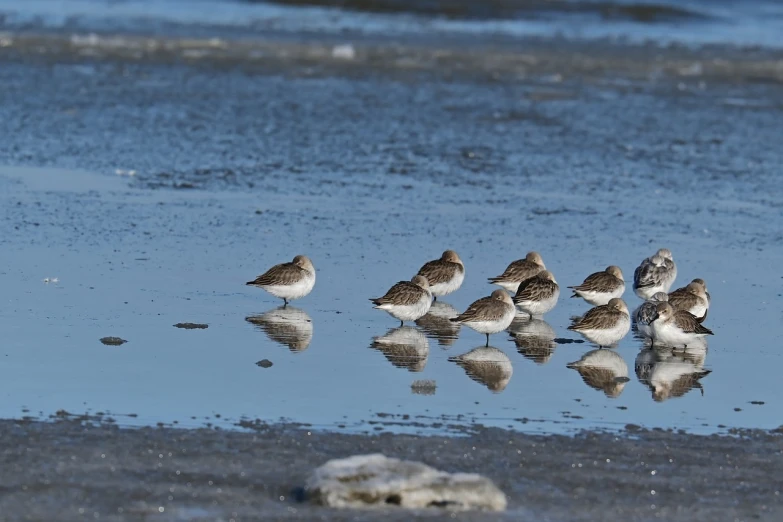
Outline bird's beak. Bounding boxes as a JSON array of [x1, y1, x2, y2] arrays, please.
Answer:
[[651, 312, 659, 322]]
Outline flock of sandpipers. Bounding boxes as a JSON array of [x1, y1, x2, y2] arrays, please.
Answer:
[[245, 248, 713, 348]]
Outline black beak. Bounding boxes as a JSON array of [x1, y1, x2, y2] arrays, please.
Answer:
[[651, 312, 659, 322]]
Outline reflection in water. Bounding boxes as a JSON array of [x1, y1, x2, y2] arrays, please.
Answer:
[[411, 379, 437, 396], [415, 301, 461, 347], [245, 306, 313, 352], [371, 326, 429, 372], [508, 315, 556, 364], [566, 349, 630, 398], [448, 346, 513, 393], [635, 346, 711, 402]]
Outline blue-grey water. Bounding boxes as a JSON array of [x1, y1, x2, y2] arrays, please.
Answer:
[[1, 0, 783, 48], [0, 0, 782, 436]]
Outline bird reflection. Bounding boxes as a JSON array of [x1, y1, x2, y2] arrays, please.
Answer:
[[371, 326, 429, 372], [245, 306, 313, 352], [415, 301, 461, 347], [448, 346, 513, 393], [635, 346, 711, 402], [566, 349, 630, 398], [508, 315, 556, 364]]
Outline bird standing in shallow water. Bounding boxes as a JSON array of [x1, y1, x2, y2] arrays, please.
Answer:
[[370, 275, 432, 327], [668, 279, 710, 323], [633, 292, 669, 340], [568, 265, 625, 306], [246, 255, 316, 306], [650, 302, 713, 348], [633, 248, 677, 299], [415, 250, 465, 301], [488, 251, 546, 293], [568, 298, 631, 348], [513, 270, 560, 318], [450, 289, 516, 346]]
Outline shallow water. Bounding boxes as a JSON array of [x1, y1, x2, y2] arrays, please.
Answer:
[[1, 121, 781, 435], [1, 28, 782, 435], [2, 0, 783, 48]]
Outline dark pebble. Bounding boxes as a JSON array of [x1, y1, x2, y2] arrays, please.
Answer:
[[256, 359, 273, 368], [173, 323, 209, 329], [100, 337, 127, 346]]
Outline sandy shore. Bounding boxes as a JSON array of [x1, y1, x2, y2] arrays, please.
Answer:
[[0, 418, 780, 521]]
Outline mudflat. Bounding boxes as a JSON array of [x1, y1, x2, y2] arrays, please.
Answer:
[[0, 418, 781, 521]]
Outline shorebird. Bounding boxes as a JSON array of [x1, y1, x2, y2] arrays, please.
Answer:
[[568, 265, 625, 306], [450, 289, 516, 346], [668, 279, 710, 322], [415, 250, 465, 301], [512, 270, 560, 318], [632, 292, 669, 340], [488, 251, 546, 293], [650, 302, 713, 348], [567, 349, 630, 398], [246, 255, 316, 306], [370, 275, 432, 326], [567, 298, 630, 347], [633, 248, 677, 299]]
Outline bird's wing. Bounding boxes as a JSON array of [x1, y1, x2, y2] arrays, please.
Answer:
[[247, 262, 304, 286]]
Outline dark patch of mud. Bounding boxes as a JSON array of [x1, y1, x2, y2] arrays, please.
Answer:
[[0, 418, 781, 521], [99, 336, 127, 346], [173, 322, 209, 329]]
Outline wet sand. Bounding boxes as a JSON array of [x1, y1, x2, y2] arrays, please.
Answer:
[[0, 418, 781, 521]]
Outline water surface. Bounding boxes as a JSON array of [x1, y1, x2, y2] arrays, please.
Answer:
[[0, 21, 781, 434]]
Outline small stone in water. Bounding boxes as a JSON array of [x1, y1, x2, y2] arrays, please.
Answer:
[[100, 337, 127, 346]]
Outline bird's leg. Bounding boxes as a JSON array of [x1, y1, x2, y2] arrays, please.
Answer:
[[433, 296, 438, 302], [400, 320, 404, 328], [485, 333, 490, 347], [283, 298, 288, 308]]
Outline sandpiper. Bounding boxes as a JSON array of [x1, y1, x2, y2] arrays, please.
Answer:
[[668, 279, 710, 322], [568, 265, 625, 306], [567, 298, 630, 347], [512, 270, 560, 318], [370, 275, 432, 326], [416, 250, 465, 300], [246, 255, 316, 306], [488, 251, 546, 293], [450, 289, 516, 346], [567, 349, 630, 398], [650, 302, 713, 348], [632, 292, 669, 340], [633, 248, 677, 299]]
